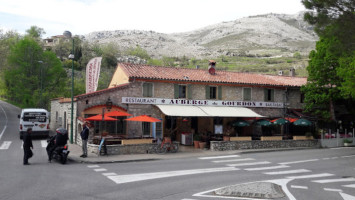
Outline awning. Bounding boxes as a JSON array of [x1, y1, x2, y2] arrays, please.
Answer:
[[156, 105, 264, 118]]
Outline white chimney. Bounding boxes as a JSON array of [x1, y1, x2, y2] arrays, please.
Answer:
[[278, 70, 283, 76]]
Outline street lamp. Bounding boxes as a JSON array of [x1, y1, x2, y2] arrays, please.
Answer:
[[63, 30, 74, 144]]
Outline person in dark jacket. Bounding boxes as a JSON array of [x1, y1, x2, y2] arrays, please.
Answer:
[[80, 123, 89, 158], [47, 128, 68, 162], [23, 128, 33, 165]]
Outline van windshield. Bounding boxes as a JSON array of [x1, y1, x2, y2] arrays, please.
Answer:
[[23, 112, 47, 122]]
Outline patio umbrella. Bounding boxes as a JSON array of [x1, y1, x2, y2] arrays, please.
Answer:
[[285, 117, 298, 123], [293, 119, 312, 126], [232, 120, 250, 127], [272, 118, 289, 125], [105, 110, 132, 117], [85, 114, 118, 121], [256, 119, 272, 126], [125, 115, 161, 122]]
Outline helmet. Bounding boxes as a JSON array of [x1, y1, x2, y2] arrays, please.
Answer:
[[56, 128, 68, 135]]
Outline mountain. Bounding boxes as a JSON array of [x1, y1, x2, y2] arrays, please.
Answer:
[[84, 11, 317, 59]]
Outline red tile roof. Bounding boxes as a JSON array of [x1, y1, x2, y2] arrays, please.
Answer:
[[119, 63, 307, 87]]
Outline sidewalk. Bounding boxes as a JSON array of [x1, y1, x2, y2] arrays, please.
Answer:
[[67, 143, 316, 164]]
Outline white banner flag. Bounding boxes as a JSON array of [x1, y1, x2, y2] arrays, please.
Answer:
[[86, 57, 102, 93]]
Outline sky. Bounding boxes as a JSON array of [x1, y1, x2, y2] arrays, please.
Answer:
[[0, 0, 306, 38]]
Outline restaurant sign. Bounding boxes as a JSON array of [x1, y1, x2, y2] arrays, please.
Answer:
[[122, 97, 284, 108]]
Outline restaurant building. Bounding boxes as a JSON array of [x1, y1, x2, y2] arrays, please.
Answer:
[[68, 61, 307, 145]]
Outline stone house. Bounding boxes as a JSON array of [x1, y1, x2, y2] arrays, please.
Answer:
[[68, 61, 307, 144]]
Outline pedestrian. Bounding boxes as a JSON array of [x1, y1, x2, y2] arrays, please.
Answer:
[[23, 128, 33, 165], [80, 123, 89, 158]]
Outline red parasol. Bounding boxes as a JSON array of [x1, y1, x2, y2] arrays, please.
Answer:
[[125, 115, 161, 122], [105, 110, 132, 117], [85, 114, 117, 121]]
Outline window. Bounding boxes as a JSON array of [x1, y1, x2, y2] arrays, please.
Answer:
[[243, 88, 251, 101], [264, 89, 274, 102], [206, 86, 222, 100], [179, 85, 186, 98], [143, 122, 151, 136], [209, 86, 217, 99], [300, 93, 305, 103], [143, 83, 153, 97]]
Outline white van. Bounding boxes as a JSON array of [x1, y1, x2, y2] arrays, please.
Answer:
[[18, 108, 50, 139]]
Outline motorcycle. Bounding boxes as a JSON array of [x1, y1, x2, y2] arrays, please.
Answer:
[[46, 128, 70, 164]]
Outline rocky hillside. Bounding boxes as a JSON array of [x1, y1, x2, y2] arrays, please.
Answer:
[[84, 11, 317, 59]]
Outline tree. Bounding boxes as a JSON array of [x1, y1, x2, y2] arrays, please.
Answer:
[[26, 26, 46, 39], [4, 37, 67, 108], [126, 45, 150, 60]]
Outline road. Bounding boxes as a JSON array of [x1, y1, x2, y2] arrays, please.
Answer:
[[1, 100, 355, 200]]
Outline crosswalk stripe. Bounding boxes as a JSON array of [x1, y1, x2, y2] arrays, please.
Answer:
[[94, 168, 107, 172], [87, 165, 100, 168], [212, 158, 255, 163], [264, 169, 311, 175], [0, 141, 12, 150], [339, 192, 355, 200], [287, 173, 334, 179], [103, 173, 117, 176], [198, 155, 240, 160], [324, 188, 342, 192], [291, 185, 308, 189], [245, 165, 289, 171], [107, 167, 239, 184], [41, 140, 47, 148], [343, 184, 355, 188], [279, 159, 319, 165], [227, 161, 271, 167], [312, 177, 355, 183]]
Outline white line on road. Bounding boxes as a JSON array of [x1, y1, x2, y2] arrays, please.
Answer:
[[339, 192, 355, 200], [94, 168, 107, 172], [198, 155, 240, 160], [107, 167, 239, 184], [342, 155, 355, 158], [264, 169, 311, 175], [0, 103, 8, 141], [291, 185, 308, 189], [343, 184, 355, 189], [312, 177, 355, 183], [245, 165, 289, 171], [324, 188, 343, 192], [102, 173, 117, 176], [287, 173, 334, 179], [227, 161, 271, 167], [279, 159, 319, 165], [87, 165, 100, 168], [212, 158, 255, 163], [41, 140, 47, 148], [0, 141, 11, 150]]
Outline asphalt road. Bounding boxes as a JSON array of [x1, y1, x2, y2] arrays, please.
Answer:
[[1, 100, 355, 200]]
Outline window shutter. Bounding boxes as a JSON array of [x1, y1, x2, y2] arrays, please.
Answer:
[[174, 84, 179, 99], [218, 86, 222, 100], [264, 89, 268, 101], [187, 84, 192, 99], [205, 85, 210, 99]]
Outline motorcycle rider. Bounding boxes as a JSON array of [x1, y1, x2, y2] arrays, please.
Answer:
[[47, 128, 68, 162]]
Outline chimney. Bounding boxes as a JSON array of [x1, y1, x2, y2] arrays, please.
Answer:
[[208, 60, 216, 75], [289, 68, 295, 77], [278, 70, 283, 76]]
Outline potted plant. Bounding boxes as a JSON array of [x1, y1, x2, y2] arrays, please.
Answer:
[[343, 138, 353, 147], [193, 133, 201, 148]]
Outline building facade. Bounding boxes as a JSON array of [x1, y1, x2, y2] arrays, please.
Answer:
[[68, 61, 307, 144]]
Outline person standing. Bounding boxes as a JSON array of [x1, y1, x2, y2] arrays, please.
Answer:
[[23, 128, 33, 165], [80, 123, 89, 158]]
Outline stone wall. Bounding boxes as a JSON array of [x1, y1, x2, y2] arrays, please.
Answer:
[[210, 140, 320, 151]]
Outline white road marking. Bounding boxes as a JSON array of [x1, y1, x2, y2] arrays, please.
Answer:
[[245, 165, 289, 171], [94, 168, 107, 172], [41, 140, 47, 148], [312, 177, 355, 183], [264, 169, 311, 175], [21, 141, 23, 149], [291, 185, 308, 189], [279, 159, 319, 165], [102, 173, 117, 176], [0, 103, 8, 141], [343, 184, 355, 188], [331, 157, 339, 159], [198, 155, 240, 160], [324, 188, 342, 192], [107, 167, 239, 184], [342, 155, 355, 158], [212, 158, 255, 163], [287, 173, 334, 179], [227, 161, 271, 167], [339, 192, 355, 200], [266, 179, 296, 200], [87, 165, 100, 168], [0, 141, 11, 150]]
